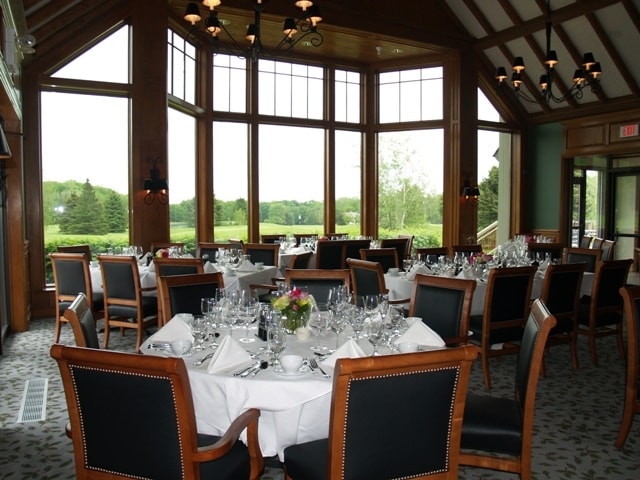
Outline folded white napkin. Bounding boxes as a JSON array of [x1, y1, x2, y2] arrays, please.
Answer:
[[207, 335, 254, 374], [204, 261, 220, 273], [149, 316, 193, 343], [394, 321, 445, 348], [322, 339, 366, 369], [406, 265, 430, 281], [237, 261, 257, 272]]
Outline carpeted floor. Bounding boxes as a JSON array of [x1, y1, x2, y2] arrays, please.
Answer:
[[1, 316, 639, 479]]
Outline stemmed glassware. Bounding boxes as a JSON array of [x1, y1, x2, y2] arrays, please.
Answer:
[[267, 326, 287, 370], [308, 304, 331, 353], [366, 318, 385, 356], [348, 306, 366, 342], [239, 291, 259, 343], [191, 315, 207, 351], [200, 297, 218, 348], [329, 308, 348, 349]]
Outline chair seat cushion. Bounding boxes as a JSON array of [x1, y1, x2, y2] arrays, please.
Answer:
[[284, 438, 328, 480], [469, 315, 524, 345], [108, 296, 158, 319], [461, 393, 522, 455], [198, 433, 250, 479]]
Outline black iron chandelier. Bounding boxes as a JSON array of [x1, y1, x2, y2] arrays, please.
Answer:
[[495, 0, 602, 105], [183, 0, 324, 62]]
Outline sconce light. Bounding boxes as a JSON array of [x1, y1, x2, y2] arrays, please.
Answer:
[[143, 157, 168, 205], [461, 178, 480, 206]]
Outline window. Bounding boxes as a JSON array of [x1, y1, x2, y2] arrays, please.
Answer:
[[167, 29, 196, 104], [335, 69, 361, 123], [213, 121, 249, 241], [378, 66, 443, 123], [377, 130, 443, 244], [168, 108, 196, 243], [335, 130, 362, 232], [213, 54, 247, 113], [258, 59, 324, 119], [41, 26, 131, 281]]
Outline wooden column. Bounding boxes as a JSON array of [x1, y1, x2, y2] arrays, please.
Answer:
[[130, 2, 169, 251]]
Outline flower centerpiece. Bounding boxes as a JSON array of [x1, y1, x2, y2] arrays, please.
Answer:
[[471, 252, 493, 265], [155, 248, 169, 258], [271, 287, 313, 334]]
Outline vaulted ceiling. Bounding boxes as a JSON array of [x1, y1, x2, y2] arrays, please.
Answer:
[[14, 0, 640, 124]]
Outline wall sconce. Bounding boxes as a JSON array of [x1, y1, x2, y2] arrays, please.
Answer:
[[143, 157, 168, 205], [461, 180, 480, 206]]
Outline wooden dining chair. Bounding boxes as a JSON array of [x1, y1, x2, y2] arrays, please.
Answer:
[[315, 239, 346, 269], [342, 239, 371, 265], [98, 254, 158, 351], [50, 252, 103, 343], [154, 257, 204, 327], [601, 239, 616, 260], [380, 236, 412, 261], [284, 346, 477, 480], [526, 242, 564, 263], [359, 247, 399, 272], [160, 272, 225, 323], [288, 251, 313, 269], [63, 293, 101, 349], [452, 244, 483, 258], [409, 274, 476, 346], [228, 238, 244, 251], [469, 265, 536, 389], [615, 285, 640, 448], [346, 258, 410, 305], [284, 345, 478, 480], [415, 246, 450, 263], [562, 246, 602, 273], [56, 244, 92, 261], [399, 234, 415, 258], [150, 241, 184, 254], [196, 242, 231, 262], [577, 258, 633, 366], [243, 242, 280, 266], [260, 233, 286, 244], [579, 235, 593, 248], [50, 343, 263, 480], [284, 268, 351, 308], [591, 237, 605, 250], [538, 262, 586, 370], [460, 299, 557, 480]]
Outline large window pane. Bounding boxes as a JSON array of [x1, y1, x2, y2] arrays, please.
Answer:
[[335, 130, 361, 234], [168, 108, 196, 246], [379, 67, 443, 124], [42, 92, 129, 280], [52, 26, 129, 83], [213, 54, 247, 113], [213, 122, 248, 241], [167, 30, 196, 104], [259, 125, 324, 235], [335, 70, 360, 123], [377, 130, 443, 247]]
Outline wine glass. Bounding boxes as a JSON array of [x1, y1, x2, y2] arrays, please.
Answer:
[[329, 309, 348, 349], [239, 295, 259, 343], [191, 315, 207, 351], [200, 297, 217, 347], [348, 306, 366, 342], [308, 308, 331, 353], [362, 294, 380, 318], [366, 319, 385, 356], [267, 326, 287, 370]]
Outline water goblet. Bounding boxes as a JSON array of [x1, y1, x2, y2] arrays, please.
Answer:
[[239, 296, 259, 343], [348, 307, 366, 342], [366, 319, 386, 356], [329, 310, 348, 349], [308, 309, 331, 353], [267, 327, 287, 369], [191, 315, 207, 351]]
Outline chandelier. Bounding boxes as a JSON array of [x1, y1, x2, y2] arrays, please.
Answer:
[[495, 0, 602, 105], [183, 0, 324, 62]]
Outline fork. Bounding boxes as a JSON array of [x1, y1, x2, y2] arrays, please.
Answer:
[[309, 358, 330, 378]]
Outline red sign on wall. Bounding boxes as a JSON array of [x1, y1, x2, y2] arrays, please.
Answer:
[[620, 124, 639, 137]]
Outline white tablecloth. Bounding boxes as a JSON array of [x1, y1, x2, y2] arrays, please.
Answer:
[[142, 321, 336, 460], [278, 247, 317, 270], [385, 270, 594, 316], [91, 263, 280, 296]]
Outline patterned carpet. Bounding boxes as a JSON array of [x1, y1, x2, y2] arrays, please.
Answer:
[[1, 317, 639, 479]]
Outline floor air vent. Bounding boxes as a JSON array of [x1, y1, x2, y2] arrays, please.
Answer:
[[17, 378, 48, 423]]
